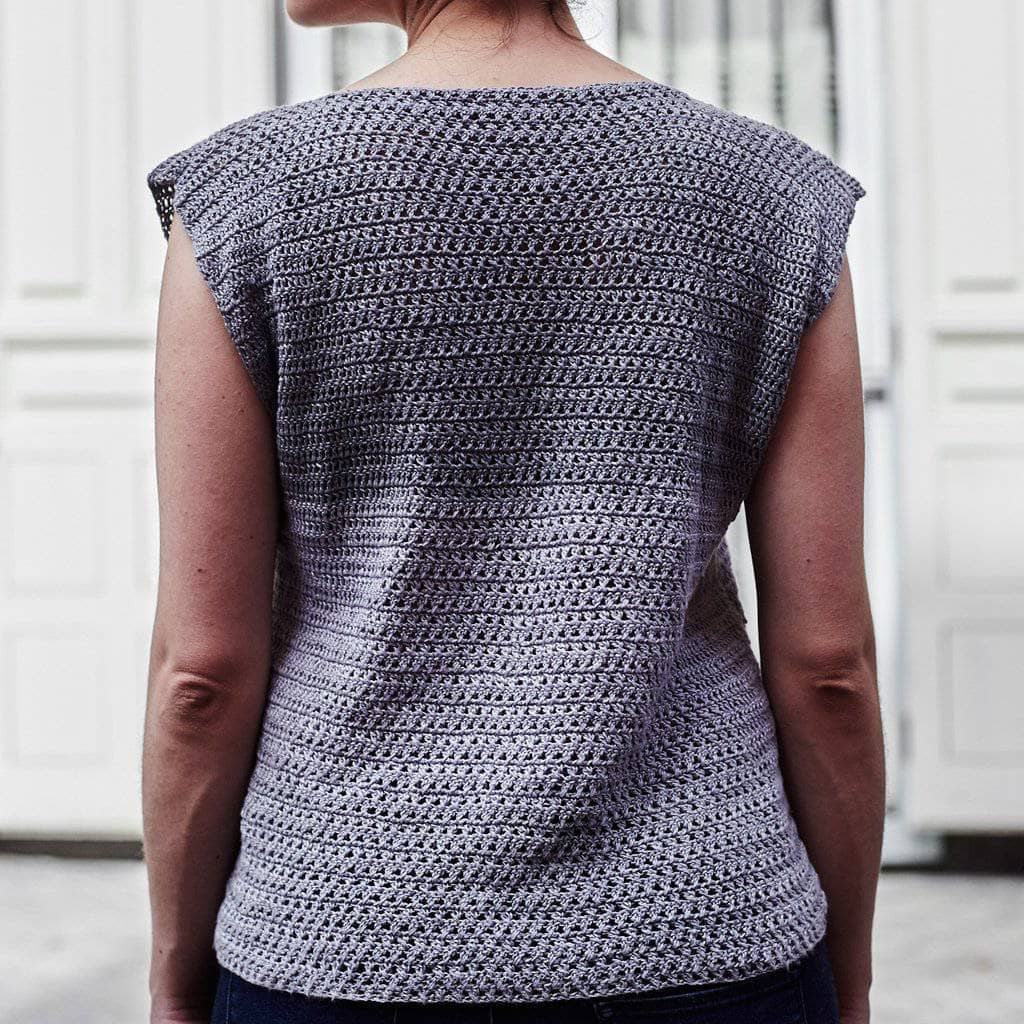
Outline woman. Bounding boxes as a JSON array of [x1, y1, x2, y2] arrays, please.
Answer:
[[142, 0, 885, 1021]]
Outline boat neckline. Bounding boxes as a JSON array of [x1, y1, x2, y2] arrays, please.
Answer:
[[330, 78, 676, 101]]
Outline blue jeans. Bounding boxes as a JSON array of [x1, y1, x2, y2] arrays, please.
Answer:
[[210, 937, 840, 1023]]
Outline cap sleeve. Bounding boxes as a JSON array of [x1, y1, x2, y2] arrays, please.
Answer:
[[800, 149, 867, 330], [727, 142, 866, 510], [146, 138, 277, 421]]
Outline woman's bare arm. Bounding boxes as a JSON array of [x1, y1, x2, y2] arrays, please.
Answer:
[[142, 214, 279, 1023], [744, 255, 886, 1023]]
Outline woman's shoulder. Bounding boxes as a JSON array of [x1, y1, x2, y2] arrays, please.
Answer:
[[146, 99, 314, 195], [659, 88, 866, 218], [145, 97, 347, 241]]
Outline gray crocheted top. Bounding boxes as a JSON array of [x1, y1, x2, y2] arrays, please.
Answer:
[[147, 78, 866, 1004]]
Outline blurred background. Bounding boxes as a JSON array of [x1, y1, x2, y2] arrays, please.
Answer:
[[0, 1, 1021, 1021]]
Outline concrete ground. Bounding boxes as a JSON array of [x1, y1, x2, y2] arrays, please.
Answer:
[[0, 855, 1021, 1023]]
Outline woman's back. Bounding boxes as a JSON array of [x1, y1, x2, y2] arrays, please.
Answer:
[[147, 78, 865, 1004]]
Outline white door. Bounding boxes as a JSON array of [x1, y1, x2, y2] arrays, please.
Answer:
[[890, 0, 1024, 830], [0, 0, 274, 837]]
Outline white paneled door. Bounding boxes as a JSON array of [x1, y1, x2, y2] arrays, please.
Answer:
[[0, 0, 275, 836], [891, 0, 1024, 829]]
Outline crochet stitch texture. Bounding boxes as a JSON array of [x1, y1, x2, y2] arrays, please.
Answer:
[[147, 78, 866, 1004]]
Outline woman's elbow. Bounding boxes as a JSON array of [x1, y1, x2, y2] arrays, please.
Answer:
[[764, 626, 878, 707]]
